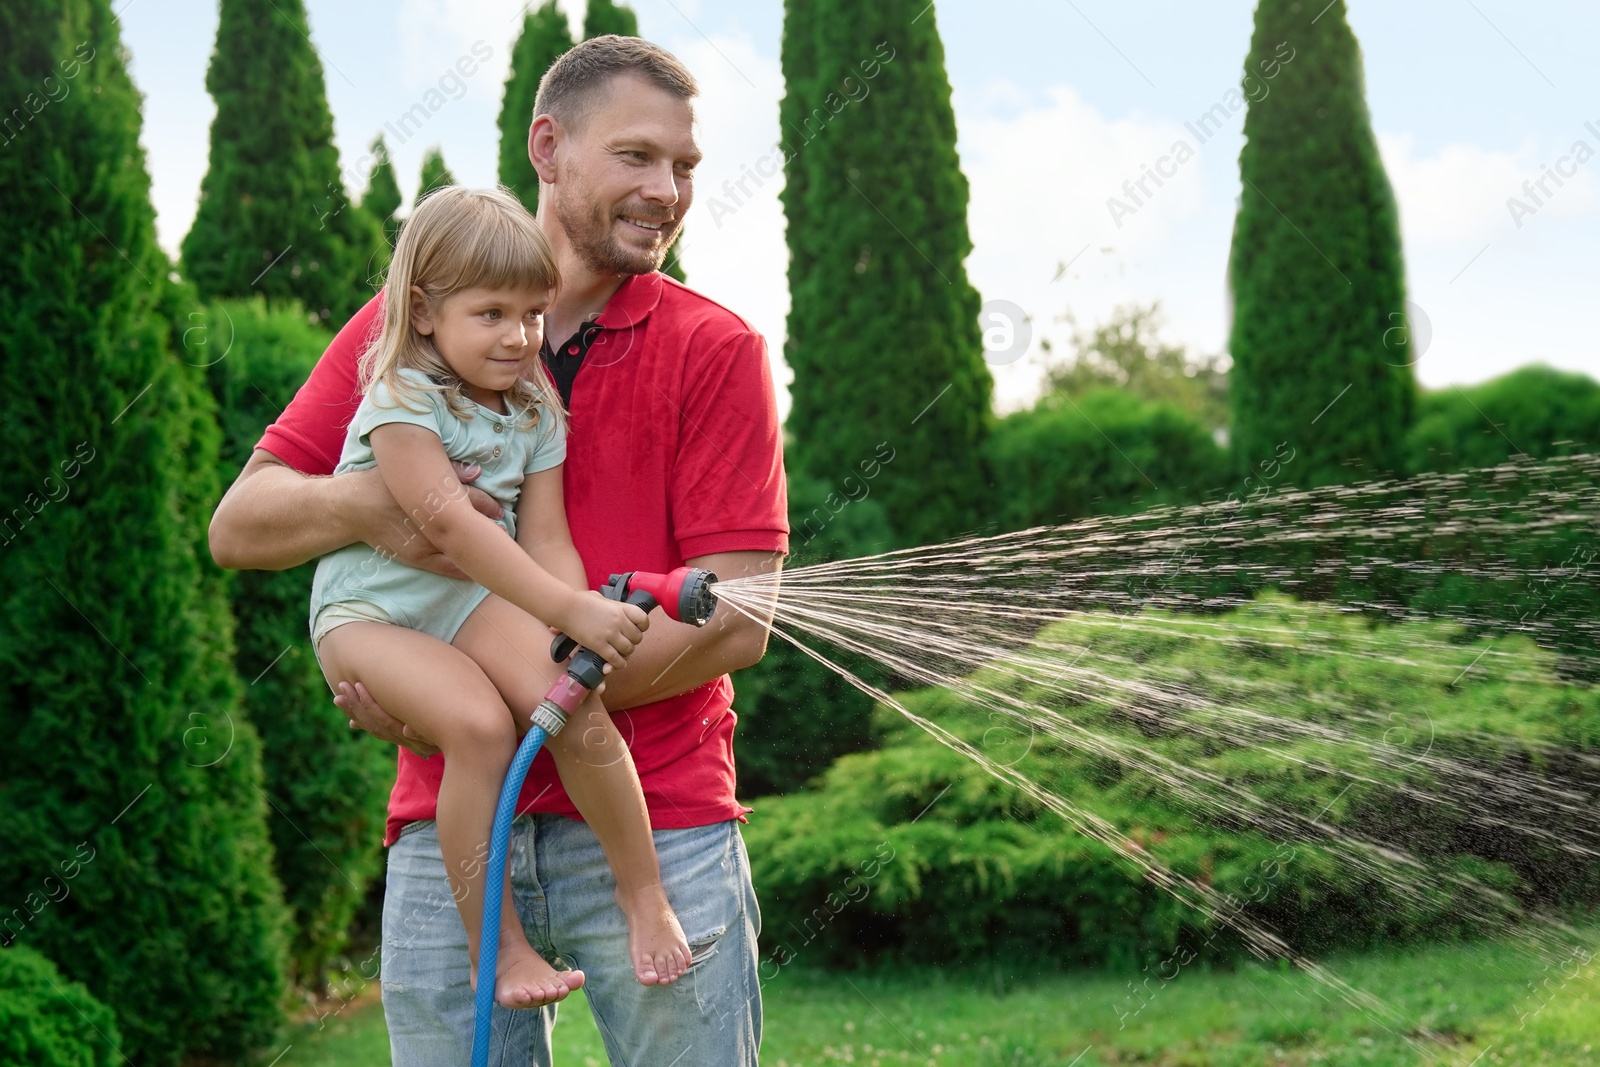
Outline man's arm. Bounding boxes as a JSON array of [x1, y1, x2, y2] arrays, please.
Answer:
[[599, 548, 782, 710], [209, 449, 501, 575], [335, 548, 781, 753]]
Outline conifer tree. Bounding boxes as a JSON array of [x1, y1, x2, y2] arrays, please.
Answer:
[[415, 146, 458, 205], [780, 0, 991, 547], [583, 0, 638, 37], [0, 3, 290, 1063], [205, 298, 394, 986], [498, 1, 574, 211], [361, 133, 403, 248], [182, 0, 383, 325], [1228, 0, 1413, 486]]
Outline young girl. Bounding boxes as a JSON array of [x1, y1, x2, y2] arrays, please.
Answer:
[[308, 186, 691, 1008]]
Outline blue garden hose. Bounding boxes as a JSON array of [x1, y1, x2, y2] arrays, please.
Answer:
[[468, 568, 718, 1066], [471, 719, 553, 1067]]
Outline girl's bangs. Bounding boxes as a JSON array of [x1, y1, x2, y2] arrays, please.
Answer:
[[444, 208, 557, 297]]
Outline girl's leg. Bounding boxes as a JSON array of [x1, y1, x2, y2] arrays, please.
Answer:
[[316, 621, 583, 1008], [453, 595, 693, 986]]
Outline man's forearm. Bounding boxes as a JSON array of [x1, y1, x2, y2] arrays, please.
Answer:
[[600, 612, 765, 710], [210, 451, 361, 571], [600, 550, 781, 710]]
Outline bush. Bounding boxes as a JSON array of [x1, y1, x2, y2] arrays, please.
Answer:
[[206, 298, 394, 985], [0, 946, 120, 1067], [744, 596, 1600, 969], [985, 387, 1231, 531], [1406, 364, 1600, 474]]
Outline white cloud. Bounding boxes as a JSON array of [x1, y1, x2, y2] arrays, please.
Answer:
[[961, 84, 1211, 410], [1380, 130, 1598, 247]]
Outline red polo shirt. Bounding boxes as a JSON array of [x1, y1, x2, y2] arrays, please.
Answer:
[[256, 272, 789, 844]]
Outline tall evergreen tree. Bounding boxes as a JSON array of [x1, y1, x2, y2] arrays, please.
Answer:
[[780, 0, 990, 547], [181, 0, 383, 325], [415, 146, 458, 205], [361, 133, 403, 249], [498, 0, 574, 211], [205, 298, 394, 986], [583, 0, 638, 37], [1228, 0, 1413, 486], [0, 3, 290, 1063]]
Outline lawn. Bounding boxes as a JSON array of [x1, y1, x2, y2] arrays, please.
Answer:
[[280, 932, 1600, 1066]]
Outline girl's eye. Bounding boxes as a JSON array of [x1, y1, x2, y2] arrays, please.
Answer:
[[482, 309, 502, 321]]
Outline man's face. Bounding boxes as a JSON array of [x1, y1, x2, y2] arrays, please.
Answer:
[[550, 75, 701, 277]]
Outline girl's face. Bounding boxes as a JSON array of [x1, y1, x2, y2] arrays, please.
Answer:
[[410, 284, 554, 410]]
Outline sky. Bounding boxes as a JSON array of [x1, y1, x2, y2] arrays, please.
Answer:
[[120, 0, 1600, 415]]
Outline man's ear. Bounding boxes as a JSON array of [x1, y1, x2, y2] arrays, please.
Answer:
[[529, 114, 561, 185], [409, 286, 436, 336]]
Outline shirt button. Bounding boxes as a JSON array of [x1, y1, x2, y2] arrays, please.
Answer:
[[493, 422, 504, 434], [567, 345, 579, 355], [491, 446, 502, 459]]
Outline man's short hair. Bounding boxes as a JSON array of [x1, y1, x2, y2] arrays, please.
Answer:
[[534, 35, 698, 134]]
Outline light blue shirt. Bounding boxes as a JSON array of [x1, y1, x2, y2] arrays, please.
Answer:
[[308, 368, 567, 643]]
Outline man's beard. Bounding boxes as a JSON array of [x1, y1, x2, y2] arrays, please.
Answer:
[[554, 181, 679, 277]]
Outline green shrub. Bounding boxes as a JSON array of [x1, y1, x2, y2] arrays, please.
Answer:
[[1407, 364, 1600, 474], [206, 298, 394, 986], [0, 946, 120, 1067], [985, 387, 1231, 531], [745, 596, 1600, 968]]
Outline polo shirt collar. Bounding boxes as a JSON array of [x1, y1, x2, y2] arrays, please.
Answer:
[[594, 271, 664, 331]]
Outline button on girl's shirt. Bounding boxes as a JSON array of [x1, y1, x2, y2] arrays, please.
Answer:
[[493, 421, 504, 434]]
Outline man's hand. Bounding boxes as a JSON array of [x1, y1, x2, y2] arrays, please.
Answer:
[[354, 460, 504, 580], [334, 681, 440, 758]]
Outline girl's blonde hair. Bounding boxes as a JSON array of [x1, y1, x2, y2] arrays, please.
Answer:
[[361, 185, 564, 431]]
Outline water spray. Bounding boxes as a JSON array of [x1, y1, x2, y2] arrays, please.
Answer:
[[471, 566, 718, 1067]]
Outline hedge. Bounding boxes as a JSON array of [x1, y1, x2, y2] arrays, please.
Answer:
[[744, 596, 1600, 969]]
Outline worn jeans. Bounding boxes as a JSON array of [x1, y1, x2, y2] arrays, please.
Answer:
[[382, 815, 762, 1067]]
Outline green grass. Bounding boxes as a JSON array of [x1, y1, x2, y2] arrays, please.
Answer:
[[279, 933, 1600, 1066]]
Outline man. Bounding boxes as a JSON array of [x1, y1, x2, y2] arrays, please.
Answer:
[[209, 36, 786, 1067]]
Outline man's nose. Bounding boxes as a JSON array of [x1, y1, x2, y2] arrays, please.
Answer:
[[640, 160, 680, 207]]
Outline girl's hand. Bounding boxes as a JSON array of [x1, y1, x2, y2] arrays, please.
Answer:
[[556, 592, 650, 672]]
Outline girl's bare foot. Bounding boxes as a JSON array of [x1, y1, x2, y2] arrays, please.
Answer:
[[618, 883, 691, 985], [471, 936, 585, 1009]]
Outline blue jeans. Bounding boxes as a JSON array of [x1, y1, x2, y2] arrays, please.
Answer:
[[381, 815, 762, 1067]]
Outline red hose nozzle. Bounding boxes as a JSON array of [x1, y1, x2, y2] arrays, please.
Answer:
[[608, 567, 719, 626]]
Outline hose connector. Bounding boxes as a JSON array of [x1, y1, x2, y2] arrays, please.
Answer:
[[529, 699, 568, 737]]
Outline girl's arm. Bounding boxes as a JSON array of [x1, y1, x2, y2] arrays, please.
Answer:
[[368, 423, 645, 667], [513, 465, 589, 594]]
